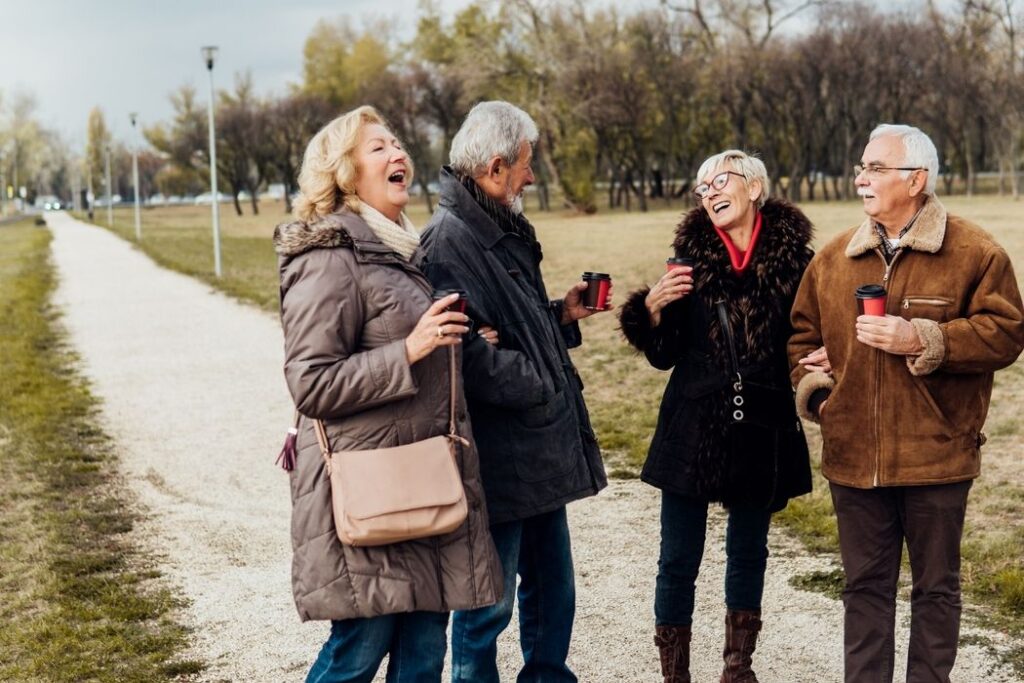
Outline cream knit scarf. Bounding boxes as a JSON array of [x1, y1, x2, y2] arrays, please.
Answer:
[[358, 203, 420, 261]]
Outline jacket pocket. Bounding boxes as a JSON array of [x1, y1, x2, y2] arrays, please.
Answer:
[[508, 390, 580, 482], [901, 295, 955, 322]]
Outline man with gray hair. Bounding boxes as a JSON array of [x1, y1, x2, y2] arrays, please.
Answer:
[[421, 101, 609, 682], [789, 124, 1024, 681]]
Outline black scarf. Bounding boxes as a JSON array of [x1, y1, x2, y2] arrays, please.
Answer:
[[457, 173, 542, 262]]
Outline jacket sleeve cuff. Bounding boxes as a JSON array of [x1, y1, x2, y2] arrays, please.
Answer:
[[906, 318, 946, 376], [618, 288, 653, 350], [795, 371, 835, 423], [549, 300, 582, 349]]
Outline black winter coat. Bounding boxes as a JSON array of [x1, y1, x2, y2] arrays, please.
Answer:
[[420, 168, 607, 523], [619, 199, 813, 511]]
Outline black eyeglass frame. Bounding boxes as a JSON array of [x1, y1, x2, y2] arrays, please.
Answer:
[[853, 164, 926, 176]]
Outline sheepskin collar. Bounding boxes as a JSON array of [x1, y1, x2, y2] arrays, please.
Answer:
[[845, 196, 947, 257]]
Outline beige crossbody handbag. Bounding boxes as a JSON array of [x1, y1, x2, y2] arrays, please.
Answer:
[[312, 346, 469, 547]]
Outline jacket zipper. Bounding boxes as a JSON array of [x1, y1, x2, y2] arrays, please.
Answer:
[[873, 249, 904, 486], [902, 297, 951, 309]]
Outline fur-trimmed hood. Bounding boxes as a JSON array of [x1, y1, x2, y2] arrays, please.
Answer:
[[273, 211, 356, 259]]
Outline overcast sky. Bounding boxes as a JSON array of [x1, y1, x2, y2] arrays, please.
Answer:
[[1, 0, 544, 147]]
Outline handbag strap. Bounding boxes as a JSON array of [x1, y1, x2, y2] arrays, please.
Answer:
[[715, 300, 743, 388], [314, 345, 459, 467]]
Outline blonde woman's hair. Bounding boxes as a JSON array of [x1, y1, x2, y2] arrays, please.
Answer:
[[695, 149, 770, 209], [293, 105, 414, 222]]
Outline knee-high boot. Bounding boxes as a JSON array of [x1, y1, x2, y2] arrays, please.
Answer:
[[655, 624, 691, 683], [721, 610, 761, 683]]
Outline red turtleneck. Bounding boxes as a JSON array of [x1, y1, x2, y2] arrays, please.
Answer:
[[713, 211, 762, 275]]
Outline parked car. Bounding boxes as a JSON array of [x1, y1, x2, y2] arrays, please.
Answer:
[[193, 192, 230, 205]]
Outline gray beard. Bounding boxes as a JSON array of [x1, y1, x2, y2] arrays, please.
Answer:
[[507, 193, 524, 215]]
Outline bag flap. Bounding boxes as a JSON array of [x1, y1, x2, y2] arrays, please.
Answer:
[[334, 436, 463, 519]]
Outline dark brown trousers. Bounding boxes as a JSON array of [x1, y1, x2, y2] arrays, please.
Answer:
[[829, 480, 972, 683]]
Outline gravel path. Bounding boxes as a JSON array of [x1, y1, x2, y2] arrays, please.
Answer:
[[47, 212, 1021, 682]]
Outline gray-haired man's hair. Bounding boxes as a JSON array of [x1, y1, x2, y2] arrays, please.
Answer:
[[869, 124, 939, 195], [449, 101, 539, 177]]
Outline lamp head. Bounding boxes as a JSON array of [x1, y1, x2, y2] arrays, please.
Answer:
[[201, 46, 218, 70]]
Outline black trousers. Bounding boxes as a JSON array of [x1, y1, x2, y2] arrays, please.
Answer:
[[830, 480, 972, 683]]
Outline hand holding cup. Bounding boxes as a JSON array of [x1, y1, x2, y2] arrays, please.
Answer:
[[645, 265, 693, 328], [562, 274, 615, 323]]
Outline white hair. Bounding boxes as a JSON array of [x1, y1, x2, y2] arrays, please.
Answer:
[[695, 149, 770, 209], [449, 101, 539, 177], [869, 124, 939, 195]]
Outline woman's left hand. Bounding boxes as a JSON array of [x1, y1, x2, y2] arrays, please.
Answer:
[[477, 325, 499, 346]]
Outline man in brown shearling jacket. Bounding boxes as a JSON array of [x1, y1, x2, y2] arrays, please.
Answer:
[[789, 123, 1024, 683]]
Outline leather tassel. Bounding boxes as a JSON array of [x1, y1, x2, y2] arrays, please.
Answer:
[[276, 427, 299, 471]]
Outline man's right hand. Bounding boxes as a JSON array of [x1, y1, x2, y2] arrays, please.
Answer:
[[645, 267, 693, 328]]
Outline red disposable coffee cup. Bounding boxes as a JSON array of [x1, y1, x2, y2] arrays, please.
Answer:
[[855, 284, 887, 316], [432, 289, 468, 314], [666, 257, 695, 272], [582, 272, 612, 310]]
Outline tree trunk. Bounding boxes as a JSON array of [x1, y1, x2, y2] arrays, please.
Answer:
[[232, 192, 243, 216], [416, 176, 434, 214], [249, 189, 259, 216]]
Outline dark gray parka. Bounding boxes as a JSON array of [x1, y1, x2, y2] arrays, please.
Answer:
[[420, 168, 607, 523], [275, 208, 502, 621]]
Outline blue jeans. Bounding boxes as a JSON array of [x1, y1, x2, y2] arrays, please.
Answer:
[[451, 506, 576, 683], [655, 491, 772, 626], [307, 611, 449, 683]]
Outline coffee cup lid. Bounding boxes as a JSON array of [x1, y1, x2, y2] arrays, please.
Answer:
[[855, 284, 886, 298], [432, 288, 467, 299], [582, 271, 611, 279]]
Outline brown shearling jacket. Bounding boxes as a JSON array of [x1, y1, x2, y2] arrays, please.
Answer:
[[789, 197, 1024, 488]]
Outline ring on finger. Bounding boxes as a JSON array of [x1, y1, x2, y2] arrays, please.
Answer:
[[437, 325, 445, 338]]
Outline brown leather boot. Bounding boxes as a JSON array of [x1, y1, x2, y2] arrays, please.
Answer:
[[720, 610, 762, 683], [655, 624, 692, 683]]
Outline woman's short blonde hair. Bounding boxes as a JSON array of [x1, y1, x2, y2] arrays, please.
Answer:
[[695, 149, 770, 209], [293, 105, 414, 222]]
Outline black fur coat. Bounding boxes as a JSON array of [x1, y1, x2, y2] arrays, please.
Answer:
[[619, 199, 814, 509]]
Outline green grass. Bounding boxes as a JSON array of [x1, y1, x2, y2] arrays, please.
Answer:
[[79, 195, 1024, 664], [789, 568, 846, 600], [0, 218, 203, 681]]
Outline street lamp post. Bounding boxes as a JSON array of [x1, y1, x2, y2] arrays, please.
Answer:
[[201, 45, 222, 278], [130, 112, 142, 240], [104, 145, 113, 227], [0, 149, 6, 217]]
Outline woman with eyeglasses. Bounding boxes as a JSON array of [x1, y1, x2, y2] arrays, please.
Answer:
[[618, 150, 814, 683]]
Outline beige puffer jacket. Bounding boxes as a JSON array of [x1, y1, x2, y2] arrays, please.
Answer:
[[274, 208, 502, 621]]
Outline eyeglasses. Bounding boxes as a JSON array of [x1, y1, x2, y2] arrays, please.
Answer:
[[693, 171, 746, 199], [854, 164, 925, 178]]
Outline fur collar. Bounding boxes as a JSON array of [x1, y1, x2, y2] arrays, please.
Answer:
[[845, 196, 947, 257], [273, 210, 364, 258], [673, 198, 814, 366]]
